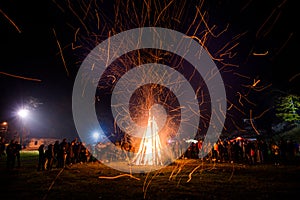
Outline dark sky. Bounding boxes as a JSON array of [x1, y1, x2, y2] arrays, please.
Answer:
[[0, 0, 298, 140]]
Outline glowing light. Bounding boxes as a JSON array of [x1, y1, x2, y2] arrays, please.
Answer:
[[18, 109, 29, 119], [93, 132, 100, 140], [132, 111, 163, 166], [185, 139, 198, 143], [0, 121, 8, 133]]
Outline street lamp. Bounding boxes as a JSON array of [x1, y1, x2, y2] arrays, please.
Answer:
[[17, 108, 29, 147], [18, 109, 29, 119], [92, 131, 101, 143]]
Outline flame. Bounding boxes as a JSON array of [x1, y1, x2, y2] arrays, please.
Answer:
[[132, 112, 164, 166]]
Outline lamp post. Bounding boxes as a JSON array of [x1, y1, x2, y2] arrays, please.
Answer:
[[17, 108, 29, 148]]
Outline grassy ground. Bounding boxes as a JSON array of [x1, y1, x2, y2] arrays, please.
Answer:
[[0, 151, 300, 200]]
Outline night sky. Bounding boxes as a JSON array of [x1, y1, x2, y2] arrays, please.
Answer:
[[0, 0, 298, 140]]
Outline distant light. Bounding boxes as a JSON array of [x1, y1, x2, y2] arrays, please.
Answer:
[[2, 121, 7, 126], [18, 109, 29, 118], [185, 139, 198, 143], [93, 132, 100, 140], [168, 139, 175, 144]]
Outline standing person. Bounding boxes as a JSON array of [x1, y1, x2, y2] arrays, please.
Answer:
[[79, 142, 87, 163], [75, 142, 83, 163], [45, 144, 54, 170], [0, 137, 6, 159], [6, 140, 16, 170], [37, 144, 45, 171], [59, 138, 68, 168], [67, 140, 75, 165], [271, 142, 280, 166], [53, 140, 60, 168], [14, 141, 22, 168]]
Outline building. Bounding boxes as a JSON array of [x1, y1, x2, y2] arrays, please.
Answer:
[[26, 137, 60, 150]]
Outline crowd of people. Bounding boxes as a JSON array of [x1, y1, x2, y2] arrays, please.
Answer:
[[1, 139, 22, 169], [87, 136, 300, 166], [179, 137, 300, 165], [36, 138, 93, 171], [0, 136, 299, 171]]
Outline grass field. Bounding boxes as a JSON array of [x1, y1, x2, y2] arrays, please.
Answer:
[[1, 150, 300, 200]]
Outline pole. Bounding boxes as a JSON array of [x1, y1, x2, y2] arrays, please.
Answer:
[[20, 121, 23, 148]]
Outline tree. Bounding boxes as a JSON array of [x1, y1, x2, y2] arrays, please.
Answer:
[[275, 94, 300, 124]]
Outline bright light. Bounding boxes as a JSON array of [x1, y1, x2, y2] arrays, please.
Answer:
[[18, 109, 29, 118], [236, 136, 242, 140], [185, 139, 198, 143], [132, 113, 163, 166], [93, 132, 100, 140]]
